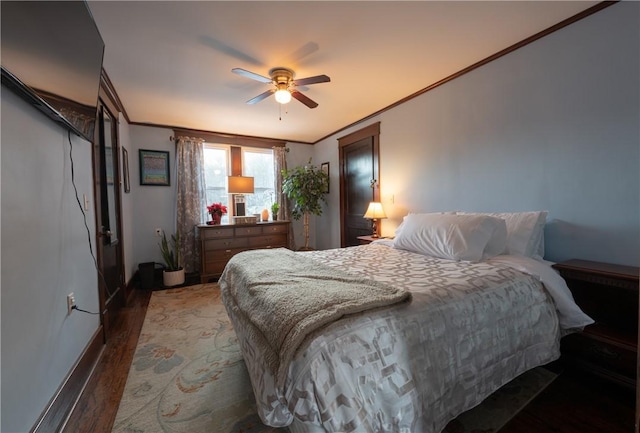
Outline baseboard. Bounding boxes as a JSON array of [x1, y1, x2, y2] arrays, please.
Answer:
[[30, 326, 105, 433]]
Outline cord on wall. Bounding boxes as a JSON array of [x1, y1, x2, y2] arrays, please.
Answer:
[[68, 130, 113, 299], [72, 305, 99, 315]]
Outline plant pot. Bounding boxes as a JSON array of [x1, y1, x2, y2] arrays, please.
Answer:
[[210, 213, 221, 225], [163, 268, 185, 287]]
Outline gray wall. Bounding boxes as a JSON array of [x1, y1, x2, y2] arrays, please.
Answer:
[[314, 2, 639, 266], [1, 89, 101, 432], [127, 125, 177, 268]]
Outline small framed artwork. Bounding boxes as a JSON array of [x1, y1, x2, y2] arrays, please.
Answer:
[[122, 147, 131, 193], [320, 162, 330, 194], [139, 149, 170, 186]]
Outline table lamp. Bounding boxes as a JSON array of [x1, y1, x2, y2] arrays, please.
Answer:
[[363, 201, 387, 238], [227, 176, 254, 216]]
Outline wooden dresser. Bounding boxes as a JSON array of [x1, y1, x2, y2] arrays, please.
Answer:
[[552, 259, 639, 389], [198, 221, 290, 283]]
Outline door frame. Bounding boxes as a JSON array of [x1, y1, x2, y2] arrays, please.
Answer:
[[338, 122, 380, 247], [92, 83, 125, 340]]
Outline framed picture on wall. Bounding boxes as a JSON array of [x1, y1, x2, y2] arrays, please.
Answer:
[[139, 149, 170, 186], [321, 162, 330, 194]]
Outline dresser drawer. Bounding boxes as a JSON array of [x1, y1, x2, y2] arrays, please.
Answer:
[[262, 224, 288, 234], [234, 226, 262, 237], [203, 248, 246, 274], [203, 259, 229, 276], [201, 226, 234, 239], [203, 248, 237, 262], [248, 234, 287, 248], [561, 332, 637, 381], [204, 237, 249, 250]]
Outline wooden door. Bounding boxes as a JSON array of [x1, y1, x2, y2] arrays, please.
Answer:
[[94, 97, 125, 339], [339, 123, 380, 247]]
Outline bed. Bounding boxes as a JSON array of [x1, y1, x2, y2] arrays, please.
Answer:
[[219, 212, 593, 432]]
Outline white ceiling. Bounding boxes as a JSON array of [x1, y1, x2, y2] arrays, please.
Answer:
[[88, 1, 598, 144]]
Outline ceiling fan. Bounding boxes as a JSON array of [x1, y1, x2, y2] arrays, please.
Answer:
[[232, 67, 330, 108]]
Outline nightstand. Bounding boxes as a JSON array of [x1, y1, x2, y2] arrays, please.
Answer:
[[357, 235, 379, 245], [552, 259, 639, 389]]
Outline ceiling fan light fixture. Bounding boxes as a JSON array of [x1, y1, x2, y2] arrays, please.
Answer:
[[274, 88, 291, 104], [233, 67, 327, 108]]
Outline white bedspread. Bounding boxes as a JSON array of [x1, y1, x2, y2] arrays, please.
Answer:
[[220, 244, 589, 432]]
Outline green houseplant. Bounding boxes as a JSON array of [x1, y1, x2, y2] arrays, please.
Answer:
[[270, 202, 280, 221], [159, 231, 185, 287], [282, 160, 329, 250]]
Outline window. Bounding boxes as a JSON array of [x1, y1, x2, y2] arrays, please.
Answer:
[[242, 148, 275, 216], [203, 144, 275, 222], [203, 145, 230, 222]]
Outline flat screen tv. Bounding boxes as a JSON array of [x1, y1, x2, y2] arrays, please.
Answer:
[[1, 1, 105, 142]]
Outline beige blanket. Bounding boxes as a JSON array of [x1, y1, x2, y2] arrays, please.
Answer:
[[219, 248, 411, 388]]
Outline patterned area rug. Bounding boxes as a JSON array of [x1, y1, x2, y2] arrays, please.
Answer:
[[112, 284, 557, 433]]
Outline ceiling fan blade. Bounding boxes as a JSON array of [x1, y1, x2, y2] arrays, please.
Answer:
[[286, 42, 319, 63], [201, 36, 263, 67], [232, 68, 272, 84], [291, 90, 318, 108], [247, 89, 275, 104], [292, 74, 330, 86]]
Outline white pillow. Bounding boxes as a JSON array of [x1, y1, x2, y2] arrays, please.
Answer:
[[458, 211, 547, 259], [394, 211, 456, 238], [393, 213, 507, 262], [482, 219, 508, 259]]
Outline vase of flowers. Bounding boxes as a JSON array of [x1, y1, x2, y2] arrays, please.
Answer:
[[207, 202, 227, 225]]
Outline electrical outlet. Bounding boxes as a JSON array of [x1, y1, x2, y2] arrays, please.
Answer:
[[67, 293, 76, 315], [155, 228, 163, 237]]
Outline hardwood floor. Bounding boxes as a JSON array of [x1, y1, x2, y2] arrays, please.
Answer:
[[499, 370, 635, 433], [63, 288, 152, 433], [64, 286, 635, 433]]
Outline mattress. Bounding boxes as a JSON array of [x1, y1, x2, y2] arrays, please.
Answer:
[[219, 243, 578, 432]]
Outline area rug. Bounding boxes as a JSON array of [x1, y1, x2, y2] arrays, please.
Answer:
[[111, 284, 557, 433]]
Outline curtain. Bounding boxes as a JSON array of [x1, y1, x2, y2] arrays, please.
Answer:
[[274, 146, 296, 250], [176, 136, 206, 273]]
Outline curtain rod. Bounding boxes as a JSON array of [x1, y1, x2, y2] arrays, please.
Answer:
[[169, 135, 205, 142]]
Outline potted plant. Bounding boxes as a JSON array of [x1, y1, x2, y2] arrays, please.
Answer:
[[159, 231, 185, 287], [207, 202, 228, 225], [271, 202, 280, 221], [282, 159, 329, 250]]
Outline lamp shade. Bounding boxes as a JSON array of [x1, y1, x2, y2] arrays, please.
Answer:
[[363, 202, 387, 219], [227, 176, 254, 194]]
